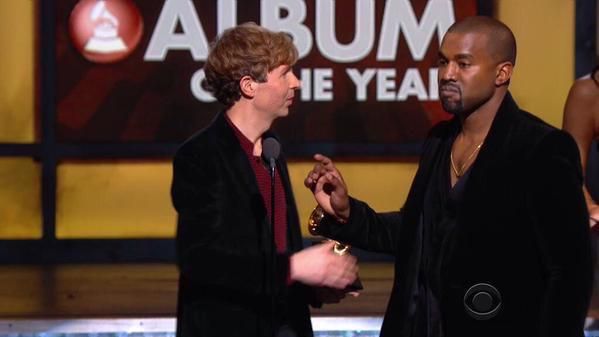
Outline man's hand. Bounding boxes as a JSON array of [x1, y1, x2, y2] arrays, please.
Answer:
[[289, 241, 358, 289], [304, 154, 350, 221]]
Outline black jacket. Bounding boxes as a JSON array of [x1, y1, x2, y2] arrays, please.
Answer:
[[171, 112, 313, 337], [321, 93, 593, 337]]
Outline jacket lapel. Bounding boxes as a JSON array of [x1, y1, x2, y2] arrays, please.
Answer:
[[461, 92, 519, 211], [213, 112, 263, 199], [213, 114, 302, 251], [440, 93, 520, 284]]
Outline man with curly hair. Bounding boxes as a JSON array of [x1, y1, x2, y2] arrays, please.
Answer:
[[171, 22, 358, 337]]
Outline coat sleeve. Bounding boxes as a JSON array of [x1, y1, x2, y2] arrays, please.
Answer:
[[317, 124, 448, 255], [318, 198, 403, 255], [171, 149, 289, 298], [527, 130, 593, 337]]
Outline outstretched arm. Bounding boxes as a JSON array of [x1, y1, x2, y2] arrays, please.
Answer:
[[304, 154, 403, 254], [562, 78, 599, 225]]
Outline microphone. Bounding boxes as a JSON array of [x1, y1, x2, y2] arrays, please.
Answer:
[[262, 136, 281, 337], [262, 137, 280, 178]]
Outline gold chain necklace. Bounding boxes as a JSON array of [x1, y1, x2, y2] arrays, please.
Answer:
[[450, 141, 483, 178]]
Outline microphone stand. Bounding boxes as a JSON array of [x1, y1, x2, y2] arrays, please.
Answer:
[[268, 157, 277, 337]]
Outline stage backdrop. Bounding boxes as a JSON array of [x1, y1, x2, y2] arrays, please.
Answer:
[[56, 0, 479, 156]]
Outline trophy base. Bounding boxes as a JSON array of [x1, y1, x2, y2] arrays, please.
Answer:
[[346, 277, 364, 292]]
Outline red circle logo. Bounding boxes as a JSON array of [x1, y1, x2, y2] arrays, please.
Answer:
[[69, 0, 144, 63]]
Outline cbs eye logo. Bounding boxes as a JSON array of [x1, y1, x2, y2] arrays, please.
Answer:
[[463, 283, 502, 320], [69, 0, 144, 63]]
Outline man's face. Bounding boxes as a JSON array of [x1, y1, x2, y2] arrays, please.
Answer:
[[253, 64, 300, 119], [437, 32, 499, 115]]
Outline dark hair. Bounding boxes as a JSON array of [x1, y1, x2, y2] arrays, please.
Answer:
[[446, 16, 517, 66], [202, 22, 298, 107], [592, 65, 599, 86]]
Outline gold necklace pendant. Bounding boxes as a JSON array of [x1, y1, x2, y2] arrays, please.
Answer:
[[450, 141, 483, 178]]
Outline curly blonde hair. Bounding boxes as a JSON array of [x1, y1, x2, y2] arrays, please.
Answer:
[[202, 22, 299, 106]]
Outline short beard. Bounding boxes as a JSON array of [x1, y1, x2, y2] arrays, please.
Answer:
[[439, 81, 463, 115], [441, 98, 464, 115]]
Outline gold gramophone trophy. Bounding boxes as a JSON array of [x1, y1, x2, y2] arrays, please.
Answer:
[[308, 206, 363, 291], [308, 206, 350, 255]]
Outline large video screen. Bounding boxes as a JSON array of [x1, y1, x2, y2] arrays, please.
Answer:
[[55, 0, 480, 156]]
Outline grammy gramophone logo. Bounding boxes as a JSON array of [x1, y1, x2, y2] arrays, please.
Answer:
[[69, 0, 144, 63]]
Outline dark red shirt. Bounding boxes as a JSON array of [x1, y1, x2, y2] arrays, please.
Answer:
[[226, 116, 288, 253]]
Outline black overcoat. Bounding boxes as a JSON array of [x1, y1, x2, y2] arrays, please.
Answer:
[[171, 112, 313, 337], [321, 93, 593, 337]]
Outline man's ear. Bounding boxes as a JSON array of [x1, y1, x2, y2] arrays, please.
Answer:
[[239, 75, 256, 98], [495, 62, 513, 86]]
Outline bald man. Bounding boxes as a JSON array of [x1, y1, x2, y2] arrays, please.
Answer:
[[305, 16, 592, 337]]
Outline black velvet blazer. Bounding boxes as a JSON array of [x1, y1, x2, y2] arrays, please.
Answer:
[[322, 93, 593, 337], [171, 113, 313, 337]]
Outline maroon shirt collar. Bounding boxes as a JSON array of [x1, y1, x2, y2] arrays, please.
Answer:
[[225, 114, 258, 159]]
